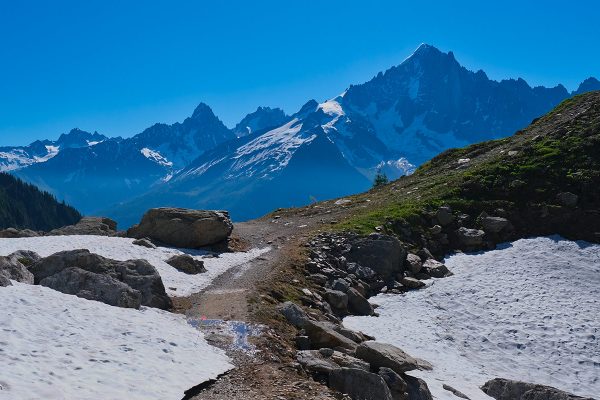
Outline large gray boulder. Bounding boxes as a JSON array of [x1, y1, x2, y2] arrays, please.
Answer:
[[0, 275, 12, 287], [347, 288, 374, 316], [303, 319, 359, 350], [405, 375, 433, 400], [355, 341, 430, 374], [166, 254, 206, 274], [30, 249, 172, 309], [297, 349, 370, 375], [127, 208, 233, 248], [0, 250, 39, 284], [378, 367, 408, 400], [346, 234, 406, 280], [421, 259, 452, 278], [329, 368, 394, 400], [455, 227, 485, 247], [480, 216, 511, 234], [48, 217, 118, 236], [481, 378, 594, 400], [277, 301, 310, 328]]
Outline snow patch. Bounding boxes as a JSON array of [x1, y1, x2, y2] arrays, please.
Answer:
[[0, 236, 270, 297], [140, 148, 173, 167], [0, 282, 232, 400], [344, 236, 600, 399]]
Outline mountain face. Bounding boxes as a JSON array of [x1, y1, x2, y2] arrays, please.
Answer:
[[7, 44, 600, 226], [232, 106, 291, 137], [0, 129, 107, 172], [0, 172, 81, 230]]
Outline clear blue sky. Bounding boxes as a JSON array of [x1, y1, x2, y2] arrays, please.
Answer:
[[1, 0, 598, 145]]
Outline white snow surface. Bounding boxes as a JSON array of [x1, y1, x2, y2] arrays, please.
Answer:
[[345, 236, 600, 399], [140, 147, 173, 167], [0, 282, 232, 400], [0, 235, 270, 297]]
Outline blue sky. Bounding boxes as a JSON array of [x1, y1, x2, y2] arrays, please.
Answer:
[[0, 0, 598, 145]]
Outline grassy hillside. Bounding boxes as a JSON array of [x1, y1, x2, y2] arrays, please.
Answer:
[[0, 172, 81, 231], [328, 91, 599, 244]]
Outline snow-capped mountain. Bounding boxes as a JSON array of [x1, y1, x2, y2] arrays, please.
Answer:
[[0, 128, 107, 172], [13, 104, 234, 215], [232, 106, 291, 137]]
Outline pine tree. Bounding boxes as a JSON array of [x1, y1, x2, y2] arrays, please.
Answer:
[[373, 168, 389, 188]]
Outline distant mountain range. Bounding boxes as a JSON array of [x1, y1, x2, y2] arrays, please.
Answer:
[[4, 44, 599, 227]]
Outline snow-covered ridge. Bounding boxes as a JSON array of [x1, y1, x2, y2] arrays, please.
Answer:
[[141, 147, 173, 167], [0, 282, 232, 400], [344, 236, 600, 399]]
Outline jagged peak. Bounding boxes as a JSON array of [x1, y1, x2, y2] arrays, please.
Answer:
[[574, 77, 600, 95], [191, 102, 216, 119]]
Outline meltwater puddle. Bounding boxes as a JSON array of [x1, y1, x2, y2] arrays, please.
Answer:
[[188, 318, 263, 353]]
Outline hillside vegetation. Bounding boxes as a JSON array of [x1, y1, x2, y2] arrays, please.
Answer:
[[0, 172, 81, 231]]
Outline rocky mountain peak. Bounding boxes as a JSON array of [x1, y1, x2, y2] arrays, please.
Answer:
[[233, 106, 290, 137], [574, 77, 600, 95], [190, 102, 217, 120]]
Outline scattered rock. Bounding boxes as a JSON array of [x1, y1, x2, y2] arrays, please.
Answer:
[[556, 192, 579, 207], [127, 208, 233, 248], [455, 227, 485, 247], [480, 216, 511, 234], [355, 341, 428, 374], [347, 288, 374, 316], [324, 289, 348, 310], [430, 225, 443, 235], [297, 350, 340, 374], [0, 250, 38, 284], [405, 374, 433, 400], [329, 368, 394, 400], [166, 254, 206, 274], [401, 276, 426, 289], [422, 259, 452, 278], [49, 217, 118, 236], [30, 249, 172, 309], [436, 206, 455, 226], [405, 254, 423, 274], [303, 319, 358, 350], [0, 275, 12, 287], [331, 278, 351, 292], [0, 228, 40, 238], [132, 238, 156, 248], [443, 384, 470, 399], [378, 367, 408, 400], [481, 378, 593, 400], [278, 301, 310, 328]]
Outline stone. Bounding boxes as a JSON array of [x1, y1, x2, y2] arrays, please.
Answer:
[[0, 250, 38, 284], [295, 335, 311, 350], [345, 234, 406, 280], [297, 350, 339, 374], [422, 259, 452, 278], [49, 217, 117, 236], [480, 216, 510, 234], [127, 208, 233, 248], [401, 276, 426, 289], [430, 225, 443, 235], [324, 289, 348, 310], [132, 238, 156, 248], [355, 341, 428, 374], [347, 262, 376, 281], [166, 254, 206, 274], [405, 375, 433, 400], [405, 254, 423, 274], [0, 228, 40, 238], [308, 274, 328, 285], [329, 368, 394, 400], [303, 319, 358, 350], [455, 227, 485, 247], [347, 288, 374, 316], [556, 192, 579, 207], [30, 249, 172, 309], [331, 278, 351, 292], [481, 378, 593, 400], [436, 206, 455, 226], [278, 301, 310, 328], [443, 384, 470, 399], [0, 274, 12, 287], [378, 367, 408, 400]]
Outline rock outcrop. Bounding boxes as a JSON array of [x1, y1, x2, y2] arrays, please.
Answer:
[[0, 250, 39, 284], [29, 249, 172, 309], [48, 217, 118, 236], [481, 378, 594, 400], [166, 254, 206, 274], [127, 208, 233, 248], [0, 228, 40, 238]]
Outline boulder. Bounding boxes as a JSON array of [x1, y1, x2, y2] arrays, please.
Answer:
[[436, 206, 455, 226], [481, 378, 593, 400], [480, 216, 511, 234], [455, 227, 485, 247], [556, 192, 579, 208], [30, 250, 172, 309], [0, 274, 12, 287], [127, 208, 233, 248], [0, 228, 40, 238], [297, 350, 340, 374], [49, 217, 118, 236], [347, 262, 377, 281], [329, 368, 394, 400], [443, 384, 470, 399], [331, 278, 351, 292], [324, 289, 348, 310], [132, 238, 156, 248], [0, 250, 38, 284], [166, 255, 206, 274], [421, 259, 452, 278], [347, 288, 374, 316], [405, 254, 423, 274], [345, 234, 406, 280], [405, 374, 433, 400], [355, 341, 429, 374], [278, 301, 310, 328], [303, 319, 358, 350], [378, 367, 408, 400], [401, 277, 426, 289]]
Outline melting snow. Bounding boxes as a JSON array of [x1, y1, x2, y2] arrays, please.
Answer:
[[0, 282, 232, 400], [345, 236, 600, 399], [0, 235, 270, 297], [140, 148, 173, 167]]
